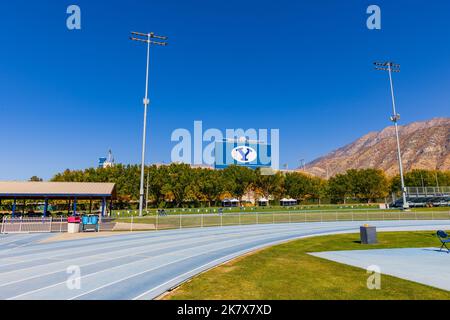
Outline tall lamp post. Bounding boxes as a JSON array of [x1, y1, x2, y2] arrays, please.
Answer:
[[130, 31, 168, 216], [374, 61, 409, 210]]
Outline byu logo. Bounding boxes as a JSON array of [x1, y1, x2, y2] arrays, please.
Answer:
[[231, 146, 257, 163], [66, 5, 81, 30], [366, 5, 381, 30], [366, 265, 381, 290]]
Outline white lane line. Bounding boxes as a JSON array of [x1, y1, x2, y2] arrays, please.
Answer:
[[133, 222, 450, 300], [0, 223, 273, 260], [132, 234, 328, 300], [0, 234, 46, 248], [67, 235, 291, 301], [0, 222, 364, 284], [0, 240, 41, 255], [0, 223, 305, 271], [0, 222, 314, 270], [0, 234, 50, 247], [0, 229, 213, 266], [68, 226, 353, 301], [0, 231, 242, 287], [7, 221, 449, 300], [0, 237, 29, 246], [7, 229, 301, 300], [1, 221, 335, 254]]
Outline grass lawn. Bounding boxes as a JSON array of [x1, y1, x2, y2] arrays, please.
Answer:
[[111, 204, 381, 216], [165, 231, 450, 300]]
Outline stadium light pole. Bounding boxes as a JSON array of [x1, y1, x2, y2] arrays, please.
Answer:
[[130, 31, 168, 216], [145, 168, 150, 211], [374, 61, 409, 210]]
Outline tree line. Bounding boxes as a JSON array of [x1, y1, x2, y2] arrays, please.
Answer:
[[50, 164, 450, 208]]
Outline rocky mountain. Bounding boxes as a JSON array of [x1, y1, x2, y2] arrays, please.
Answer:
[[304, 118, 450, 178]]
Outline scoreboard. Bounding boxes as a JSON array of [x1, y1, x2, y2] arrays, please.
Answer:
[[214, 141, 272, 169]]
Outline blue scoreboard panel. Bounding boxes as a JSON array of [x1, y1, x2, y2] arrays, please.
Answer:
[[214, 141, 272, 169]]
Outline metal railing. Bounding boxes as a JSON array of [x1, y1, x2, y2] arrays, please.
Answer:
[[1, 216, 67, 234], [406, 186, 450, 197]]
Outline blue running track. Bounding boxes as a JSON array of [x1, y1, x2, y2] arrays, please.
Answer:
[[0, 220, 449, 300]]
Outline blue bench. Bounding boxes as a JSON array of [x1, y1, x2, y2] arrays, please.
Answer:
[[437, 230, 450, 253]]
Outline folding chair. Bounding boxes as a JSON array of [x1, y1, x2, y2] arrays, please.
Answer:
[[436, 230, 450, 253]]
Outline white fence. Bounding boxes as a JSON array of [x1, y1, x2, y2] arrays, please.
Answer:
[[98, 210, 450, 232], [2, 210, 450, 234], [406, 186, 450, 197], [0, 217, 67, 234]]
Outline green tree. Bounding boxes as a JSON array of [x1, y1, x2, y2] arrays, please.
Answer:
[[196, 169, 225, 206], [328, 172, 352, 203], [328, 169, 388, 203], [354, 169, 388, 202], [284, 172, 312, 202], [254, 169, 285, 200], [309, 176, 328, 204], [222, 165, 256, 201], [146, 165, 167, 205], [161, 163, 194, 207]]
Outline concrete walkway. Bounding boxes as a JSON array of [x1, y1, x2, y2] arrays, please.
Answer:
[[311, 247, 450, 291]]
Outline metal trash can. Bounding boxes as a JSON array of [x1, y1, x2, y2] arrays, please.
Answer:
[[360, 225, 377, 244]]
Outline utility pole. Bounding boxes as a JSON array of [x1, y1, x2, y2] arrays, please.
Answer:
[[374, 61, 408, 210], [130, 31, 168, 217]]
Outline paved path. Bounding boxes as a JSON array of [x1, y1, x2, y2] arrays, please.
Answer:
[[0, 220, 449, 300], [311, 247, 450, 291]]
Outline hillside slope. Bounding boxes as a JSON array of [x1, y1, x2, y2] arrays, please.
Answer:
[[304, 118, 450, 177]]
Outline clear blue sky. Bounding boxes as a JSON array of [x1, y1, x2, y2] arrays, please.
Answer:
[[1, 0, 449, 180]]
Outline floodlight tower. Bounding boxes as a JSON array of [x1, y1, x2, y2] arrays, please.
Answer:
[[130, 31, 168, 216], [374, 61, 408, 210]]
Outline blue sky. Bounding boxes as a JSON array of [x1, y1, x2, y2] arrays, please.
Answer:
[[1, 0, 449, 180]]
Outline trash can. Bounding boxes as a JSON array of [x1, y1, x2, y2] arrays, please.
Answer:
[[360, 224, 377, 244], [67, 215, 81, 234]]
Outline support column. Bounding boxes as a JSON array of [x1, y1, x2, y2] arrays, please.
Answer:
[[109, 199, 113, 217], [73, 198, 77, 216], [68, 199, 71, 215], [43, 198, 48, 217], [89, 198, 92, 215], [101, 198, 106, 217], [12, 198, 16, 217]]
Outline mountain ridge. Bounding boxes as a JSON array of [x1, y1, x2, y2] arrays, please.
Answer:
[[304, 117, 450, 177]]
